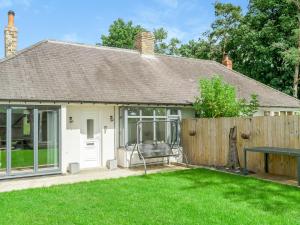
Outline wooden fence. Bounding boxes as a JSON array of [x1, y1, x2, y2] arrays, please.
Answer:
[[182, 116, 300, 178]]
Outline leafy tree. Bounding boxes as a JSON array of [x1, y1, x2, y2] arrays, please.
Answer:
[[101, 18, 145, 49], [102, 21, 179, 55], [229, 0, 298, 95], [153, 28, 181, 55], [168, 38, 181, 55], [153, 28, 168, 54], [179, 39, 222, 61], [209, 2, 243, 54], [193, 76, 259, 118]]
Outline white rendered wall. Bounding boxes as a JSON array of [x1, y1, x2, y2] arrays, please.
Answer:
[[61, 104, 116, 173]]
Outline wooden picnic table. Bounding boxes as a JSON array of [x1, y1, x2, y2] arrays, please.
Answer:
[[243, 147, 300, 186]]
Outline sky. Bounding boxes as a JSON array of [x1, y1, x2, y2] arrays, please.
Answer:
[[0, 0, 248, 57]]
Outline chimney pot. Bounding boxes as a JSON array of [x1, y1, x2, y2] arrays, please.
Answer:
[[135, 31, 154, 55], [4, 10, 18, 57], [222, 54, 233, 70], [8, 10, 15, 27]]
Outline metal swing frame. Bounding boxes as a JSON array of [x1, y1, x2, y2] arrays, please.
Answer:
[[128, 120, 188, 174]]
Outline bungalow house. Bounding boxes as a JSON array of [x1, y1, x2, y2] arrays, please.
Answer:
[[0, 11, 300, 179]]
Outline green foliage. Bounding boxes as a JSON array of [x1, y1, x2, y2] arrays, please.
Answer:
[[210, 2, 243, 53], [101, 18, 145, 49], [179, 39, 222, 61], [228, 0, 298, 95], [153, 27, 168, 54], [102, 22, 180, 55], [193, 76, 259, 118]]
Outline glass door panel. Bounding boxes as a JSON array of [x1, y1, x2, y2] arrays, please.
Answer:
[[0, 107, 7, 176], [38, 109, 59, 170], [11, 107, 34, 174]]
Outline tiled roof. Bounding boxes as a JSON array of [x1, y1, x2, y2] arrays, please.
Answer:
[[0, 40, 299, 107]]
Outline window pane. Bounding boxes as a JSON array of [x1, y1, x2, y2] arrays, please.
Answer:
[[11, 107, 34, 174], [170, 108, 179, 115], [38, 109, 59, 170], [155, 108, 166, 116], [0, 107, 6, 176], [141, 108, 153, 116], [156, 120, 165, 142], [87, 119, 94, 139], [128, 118, 139, 145], [128, 108, 140, 117], [142, 119, 153, 143]]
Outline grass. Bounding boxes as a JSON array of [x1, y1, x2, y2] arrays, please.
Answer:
[[0, 149, 57, 169], [0, 168, 299, 225]]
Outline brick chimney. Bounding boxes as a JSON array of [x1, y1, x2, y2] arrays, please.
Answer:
[[4, 10, 18, 57], [135, 31, 154, 55], [222, 54, 233, 70]]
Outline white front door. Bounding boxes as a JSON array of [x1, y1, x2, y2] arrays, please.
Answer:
[[80, 112, 100, 168]]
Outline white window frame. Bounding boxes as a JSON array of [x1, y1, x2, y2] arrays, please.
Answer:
[[123, 107, 181, 147]]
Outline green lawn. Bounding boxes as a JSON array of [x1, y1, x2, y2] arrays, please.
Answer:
[[0, 169, 299, 225]]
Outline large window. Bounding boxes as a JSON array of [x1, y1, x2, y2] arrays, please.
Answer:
[[0, 107, 6, 177], [0, 105, 60, 178], [38, 108, 59, 170], [120, 107, 181, 147], [11, 107, 34, 174]]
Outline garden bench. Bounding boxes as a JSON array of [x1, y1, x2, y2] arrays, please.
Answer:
[[243, 147, 300, 186]]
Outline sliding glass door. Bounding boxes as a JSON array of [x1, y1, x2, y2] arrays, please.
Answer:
[[11, 107, 34, 174], [0, 105, 60, 178], [38, 109, 59, 170], [0, 107, 6, 177]]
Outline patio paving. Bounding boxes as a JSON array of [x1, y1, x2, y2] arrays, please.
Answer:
[[0, 165, 187, 193]]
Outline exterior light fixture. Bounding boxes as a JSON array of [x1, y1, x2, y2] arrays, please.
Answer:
[[110, 115, 114, 122], [69, 116, 74, 123]]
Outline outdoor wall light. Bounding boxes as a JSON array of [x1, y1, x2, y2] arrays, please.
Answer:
[[110, 115, 114, 122], [69, 116, 74, 123]]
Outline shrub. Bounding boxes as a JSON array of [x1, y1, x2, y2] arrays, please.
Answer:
[[193, 76, 259, 118]]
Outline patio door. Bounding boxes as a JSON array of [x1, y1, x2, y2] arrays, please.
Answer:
[[80, 112, 100, 168]]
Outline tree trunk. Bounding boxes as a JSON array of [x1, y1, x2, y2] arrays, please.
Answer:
[[294, 64, 299, 98], [294, 14, 300, 98], [227, 126, 240, 169]]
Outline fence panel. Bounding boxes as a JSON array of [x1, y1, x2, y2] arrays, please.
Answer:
[[182, 116, 300, 178]]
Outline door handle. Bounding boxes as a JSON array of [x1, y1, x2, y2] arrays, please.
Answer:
[[86, 142, 95, 146]]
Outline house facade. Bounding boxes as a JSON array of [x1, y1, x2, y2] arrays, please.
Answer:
[[0, 11, 300, 179]]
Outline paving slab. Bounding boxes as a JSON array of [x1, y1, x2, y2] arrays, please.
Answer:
[[0, 165, 186, 193]]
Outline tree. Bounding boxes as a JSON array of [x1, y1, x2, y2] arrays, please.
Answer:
[[153, 28, 181, 55], [179, 39, 222, 61], [193, 76, 259, 118], [209, 2, 243, 54], [101, 22, 179, 55], [153, 28, 168, 54], [228, 0, 298, 95], [101, 18, 145, 49], [285, 0, 300, 97]]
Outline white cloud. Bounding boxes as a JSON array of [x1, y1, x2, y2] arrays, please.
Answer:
[[61, 33, 80, 43]]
